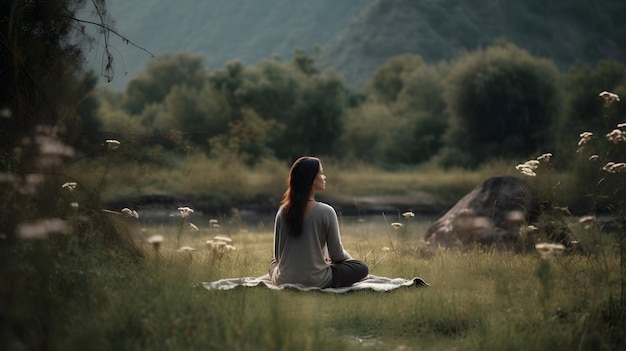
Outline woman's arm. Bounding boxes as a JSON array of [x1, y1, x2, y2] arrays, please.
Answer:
[[325, 207, 352, 262]]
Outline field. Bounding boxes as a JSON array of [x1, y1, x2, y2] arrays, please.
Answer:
[[5, 207, 624, 351], [3, 146, 626, 350]]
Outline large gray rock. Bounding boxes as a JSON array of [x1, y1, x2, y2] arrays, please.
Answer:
[[423, 176, 543, 251]]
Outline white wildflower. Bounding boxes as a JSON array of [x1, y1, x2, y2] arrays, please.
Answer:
[[589, 155, 599, 161], [602, 162, 626, 173], [578, 215, 597, 230], [618, 122, 626, 129], [599, 91, 620, 104], [121, 208, 139, 218], [105, 139, 121, 150], [177, 246, 196, 252], [61, 182, 77, 191], [536, 153, 552, 163], [188, 223, 199, 231], [178, 207, 194, 218], [391, 222, 403, 229], [535, 242, 565, 259], [578, 132, 593, 147], [402, 211, 415, 218], [147, 234, 164, 252], [70, 202, 79, 208], [147, 235, 164, 244], [516, 159, 540, 177], [606, 129, 625, 143], [214, 235, 232, 243], [381, 246, 391, 251]]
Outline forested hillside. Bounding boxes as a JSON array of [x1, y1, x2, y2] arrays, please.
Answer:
[[323, 0, 626, 84], [93, 0, 626, 89]]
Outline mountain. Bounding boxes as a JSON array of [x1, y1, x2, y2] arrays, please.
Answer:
[[85, 0, 626, 90], [321, 0, 626, 85], [84, 0, 371, 89]]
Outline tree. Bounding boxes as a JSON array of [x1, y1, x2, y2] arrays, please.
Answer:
[[124, 53, 207, 115], [563, 60, 626, 135], [368, 54, 424, 104], [234, 57, 350, 160], [443, 41, 562, 167], [1, 0, 95, 161]]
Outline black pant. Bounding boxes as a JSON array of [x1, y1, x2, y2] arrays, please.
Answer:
[[330, 260, 369, 288]]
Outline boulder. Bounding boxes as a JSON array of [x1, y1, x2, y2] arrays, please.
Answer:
[[423, 176, 546, 251]]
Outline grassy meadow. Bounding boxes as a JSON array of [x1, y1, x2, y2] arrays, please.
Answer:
[[3, 133, 626, 350], [4, 191, 625, 351]]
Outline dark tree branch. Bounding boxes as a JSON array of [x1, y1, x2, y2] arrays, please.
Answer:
[[64, 11, 157, 82]]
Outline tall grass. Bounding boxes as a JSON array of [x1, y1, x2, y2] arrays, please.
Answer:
[[4, 216, 623, 350]]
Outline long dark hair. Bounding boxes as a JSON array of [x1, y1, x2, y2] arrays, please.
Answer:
[[280, 156, 320, 237]]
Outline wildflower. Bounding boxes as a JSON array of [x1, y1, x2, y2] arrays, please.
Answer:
[[213, 235, 232, 243], [70, 202, 79, 208], [603, 162, 626, 173], [61, 182, 78, 191], [206, 240, 227, 249], [105, 139, 120, 150], [516, 159, 540, 177], [599, 91, 620, 105], [526, 225, 538, 231], [17, 219, 69, 239], [391, 222, 403, 229], [536, 153, 552, 163], [402, 211, 415, 218], [535, 242, 565, 259], [618, 122, 626, 129], [121, 208, 139, 218], [381, 246, 391, 251], [606, 129, 625, 143], [578, 215, 597, 230], [178, 206, 194, 218], [147, 235, 164, 251], [188, 223, 199, 231], [209, 219, 219, 226], [224, 245, 237, 251], [578, 132, 593, 147], [589, 155, 599, 161], [177, 246, 196, 252], [515, 163, 537, 177]]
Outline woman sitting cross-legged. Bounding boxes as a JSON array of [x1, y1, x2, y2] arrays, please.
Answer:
[[268, 156, 369, 288]]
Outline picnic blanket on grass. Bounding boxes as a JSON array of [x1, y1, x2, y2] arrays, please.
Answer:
[[202, 274, 428, 293]]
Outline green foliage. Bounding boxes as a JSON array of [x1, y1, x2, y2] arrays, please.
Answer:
[[564, 61, 626, 133], [368, 54, 424, 104], [124, 53, 207, 115], [443, 41, 562, 167], [114, 51, 352, 162]]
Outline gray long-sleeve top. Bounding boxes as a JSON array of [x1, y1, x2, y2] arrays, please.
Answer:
[[268, 202, 352, 288]]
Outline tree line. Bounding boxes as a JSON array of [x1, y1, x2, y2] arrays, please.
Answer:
[[95, 42, 625, 169]]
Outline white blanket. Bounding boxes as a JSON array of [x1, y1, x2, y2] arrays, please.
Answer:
[[202, 274, 428, 293]]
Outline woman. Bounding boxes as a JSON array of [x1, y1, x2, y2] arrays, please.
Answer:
[[268, 156, 369, 288]]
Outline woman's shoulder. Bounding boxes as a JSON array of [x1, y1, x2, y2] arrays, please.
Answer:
[[314, 202, 336, 215]]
